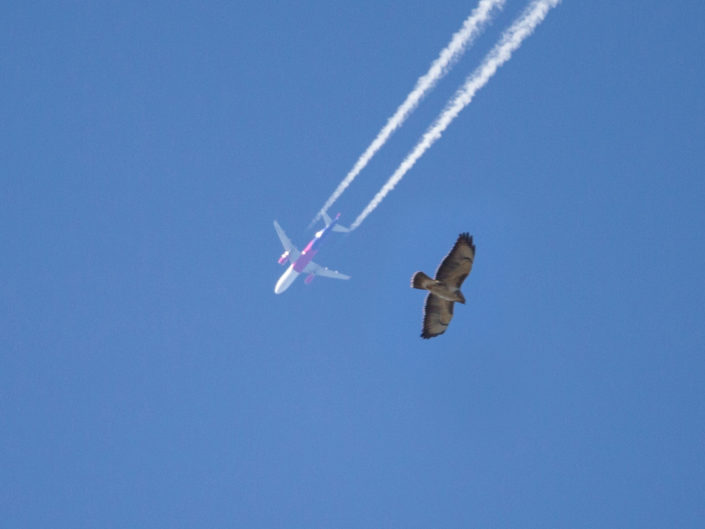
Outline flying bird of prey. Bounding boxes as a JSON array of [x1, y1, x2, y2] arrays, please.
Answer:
[[411, 233, 475, 339]]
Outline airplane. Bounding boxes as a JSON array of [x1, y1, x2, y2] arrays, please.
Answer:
[[273, 212, 351, 294]]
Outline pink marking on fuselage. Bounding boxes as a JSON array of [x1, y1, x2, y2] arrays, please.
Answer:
[[293, 248, 318, 273]]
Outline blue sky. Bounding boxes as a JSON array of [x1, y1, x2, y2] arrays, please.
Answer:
[[3, 1, 704, 527]]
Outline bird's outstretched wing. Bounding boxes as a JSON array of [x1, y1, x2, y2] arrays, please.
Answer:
[[435, 233, 475, 288], [421, 293, 454, 339]]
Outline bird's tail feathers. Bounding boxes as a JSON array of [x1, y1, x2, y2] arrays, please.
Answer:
[[411, 271, 435, 290]]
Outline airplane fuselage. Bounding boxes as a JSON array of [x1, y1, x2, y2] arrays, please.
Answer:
[[274, 264, 299, 294]]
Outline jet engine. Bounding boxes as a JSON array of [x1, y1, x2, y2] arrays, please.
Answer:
[[278, 250, 290, 265], [304, 274, 315, 285]]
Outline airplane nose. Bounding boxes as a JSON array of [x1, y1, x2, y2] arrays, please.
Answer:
[[274, 265, 298, 294], [274, 274, 288, 294]]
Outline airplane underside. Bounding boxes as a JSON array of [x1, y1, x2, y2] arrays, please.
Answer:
[[273, 215, 351, 294]]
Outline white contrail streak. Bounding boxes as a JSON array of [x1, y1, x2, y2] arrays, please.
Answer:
[[350, 0, 560, 231], [311, 0, 505, 226]]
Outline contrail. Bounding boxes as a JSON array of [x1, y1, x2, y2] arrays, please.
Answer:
[[311, 0, 505, 226], [350, 0, 560, 231]]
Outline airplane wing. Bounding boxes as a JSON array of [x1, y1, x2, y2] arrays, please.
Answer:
[[273, 220, 300, 260], [303, 261, 350, 280]]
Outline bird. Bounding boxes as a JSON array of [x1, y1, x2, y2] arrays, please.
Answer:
[[411, 233, 475, 339]]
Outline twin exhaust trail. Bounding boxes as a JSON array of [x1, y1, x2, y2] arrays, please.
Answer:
[[310, 0, 506, 228], [312, 0, 561, 231], [350, 0, 561, 230]]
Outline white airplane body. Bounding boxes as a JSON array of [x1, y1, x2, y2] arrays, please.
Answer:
[[274, 212, 350, 294]]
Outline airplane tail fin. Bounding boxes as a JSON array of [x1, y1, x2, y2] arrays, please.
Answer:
[[411, 271, 435, 290], [322, 211, 350, 232]]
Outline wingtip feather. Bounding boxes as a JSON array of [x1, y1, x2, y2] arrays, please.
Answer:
[[458, 232, 475, 252]]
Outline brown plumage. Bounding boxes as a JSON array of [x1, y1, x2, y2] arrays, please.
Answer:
[[411, 233, 475, 339]]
